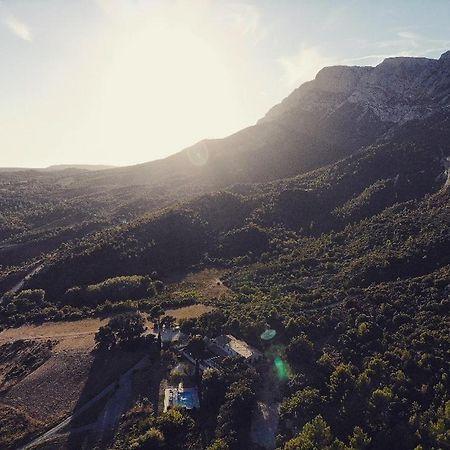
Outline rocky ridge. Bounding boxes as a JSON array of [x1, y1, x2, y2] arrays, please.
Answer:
[[262, 51, 450, 125]]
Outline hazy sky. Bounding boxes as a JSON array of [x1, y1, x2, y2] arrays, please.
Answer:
[[1, 0, 450, 168]]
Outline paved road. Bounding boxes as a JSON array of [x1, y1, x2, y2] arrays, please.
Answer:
[[19, 355, 149, 450]]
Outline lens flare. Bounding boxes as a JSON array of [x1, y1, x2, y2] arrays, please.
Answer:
[[274, 356, 288, 380], [260, 329, 276, 340]]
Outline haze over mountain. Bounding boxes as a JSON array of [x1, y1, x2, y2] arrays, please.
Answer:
[[1, 49, 447, 292], [86, 51, 450, 190], [0, 50, 449, 450], [0, 164, 115, 173]]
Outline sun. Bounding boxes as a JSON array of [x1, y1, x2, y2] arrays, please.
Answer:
[[82, 9, 244, 164]]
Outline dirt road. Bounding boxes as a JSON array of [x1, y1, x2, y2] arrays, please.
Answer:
[[0, 262, 44, 303], [250, 365, 280, 449], [19, 355, 149, 449]]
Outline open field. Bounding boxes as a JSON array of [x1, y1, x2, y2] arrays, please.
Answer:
[[165, 303, 215, 321], [0, 318, 109, 350], [0, 317, 147, 449], [171, 268, 230, 300]]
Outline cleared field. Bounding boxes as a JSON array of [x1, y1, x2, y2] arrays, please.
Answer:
[[172, 268, 230, 300], [165, 304, 214, 321], [0, 316, 146, 449], [0, 318, 109, 351], [3, 352, 95, 423]]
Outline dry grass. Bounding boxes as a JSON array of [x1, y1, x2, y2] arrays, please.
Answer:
[[165, 304, 215, 321], [0, 316, 147, 449], [3, 351, 95, 424], [0, 340, 54, 393], [0, 403, 43, 449], [0, 318, 110, 351], [172, 268, 230, 301]]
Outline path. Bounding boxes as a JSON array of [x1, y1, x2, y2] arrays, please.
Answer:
[[19, 355, 148, 450], [95, 356, 147, 440], [250, 365, 280, 449], [0, 262, 44, 304]]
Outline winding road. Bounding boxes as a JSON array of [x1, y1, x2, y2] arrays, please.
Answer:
[[19, 355, 149, 450]]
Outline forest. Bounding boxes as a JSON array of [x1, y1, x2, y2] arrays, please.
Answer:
[[0, 64, 449, 450]]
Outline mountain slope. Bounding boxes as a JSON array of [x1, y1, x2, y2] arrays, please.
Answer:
[[1, 51, 449, 450], [1, 51, 450, 299], [21, 108, 450, 299], [93, 51, 450, 188]]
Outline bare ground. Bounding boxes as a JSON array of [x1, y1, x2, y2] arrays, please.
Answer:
[[171, 268, 230, 301], [165, 304, 215, 321], [0, 317, 145, 449], [0, 318, 109, 348]]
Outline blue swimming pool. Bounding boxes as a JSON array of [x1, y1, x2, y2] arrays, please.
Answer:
[[177, 392, 194, 408], [176, 390, 199, 409]]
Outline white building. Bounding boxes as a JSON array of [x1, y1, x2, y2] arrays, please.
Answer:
[[212, 334, 262, 364]]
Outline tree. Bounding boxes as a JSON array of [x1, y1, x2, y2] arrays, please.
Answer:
[[348, 426, 371, 449], [286, 333, 314, 367], [95, 324, 116, 350], [129, 427, 165, 449], [95, 312, 147, 350], [169, 364, 189, 385], [279, 387, 323, 439], [329, 363, 355, 402], [179, 318, 197, 335], [282, 415, 344, 450], [15, 289, 45, 302], [185, 335, 207, 361], [156, 409, 197, 450], [216, 379, 256, 447], [149, 305, 164, 329], [161, 315, 176, 329], [207, 438, 230, 450], [201, 368, 226, 414]]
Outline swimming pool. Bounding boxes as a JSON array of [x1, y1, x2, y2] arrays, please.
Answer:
[[176, 389, 199, 409]]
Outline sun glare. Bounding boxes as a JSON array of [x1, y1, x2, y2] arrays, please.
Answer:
[[81, 9, 244, 164]]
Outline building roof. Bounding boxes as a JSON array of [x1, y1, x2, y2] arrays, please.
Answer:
[[214, 334, 261, 359]]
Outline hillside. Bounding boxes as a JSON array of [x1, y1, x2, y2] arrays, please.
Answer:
[[0, 51, 449, 450], [1, 52, 450, 289], [16, 108, 449, 300], [84, 51, 450, 188]]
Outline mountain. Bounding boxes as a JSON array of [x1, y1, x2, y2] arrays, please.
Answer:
[[1, 51, 450, 297], [92, 51, 450, 188], [0, 164, 115, 173], [22, 109, 450, 298], [1, 51, 449, 450], [43, 164, 116, 172]]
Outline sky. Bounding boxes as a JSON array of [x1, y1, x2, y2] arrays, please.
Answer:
[[1, 0, 450, 168]]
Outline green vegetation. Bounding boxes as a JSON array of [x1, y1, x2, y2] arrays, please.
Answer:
[[0, 95, 449, 449], [94, 312, 148, 350]]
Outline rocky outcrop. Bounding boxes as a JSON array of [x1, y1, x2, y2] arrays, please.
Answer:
[[262, 51, 450, 125]]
